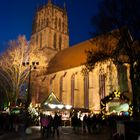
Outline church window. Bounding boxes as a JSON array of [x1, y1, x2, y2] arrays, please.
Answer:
[[63, 22, 65, 32], [46, 18, 49, 26], [38, 19, 40, 27], [99, 68, 106, 100], [71, 74, 75, 106], [53, 33, 57, 49], [89, 72, 94, 88], [55, 17, 57, 29], [36, 35, 38, 46], [59, 35, 62, 50], [59, 76, 63, 102], [41, 19, 43, 26], [84, 73, 89, 109], [52, 9, 54, 16], [40, 33, 42, 49], [74, 72, 78, 89], [59, 18, 61, 31]]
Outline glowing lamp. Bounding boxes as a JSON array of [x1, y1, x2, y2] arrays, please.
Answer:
[[48, 104, 57, 109], [57, 104, 64, 109], [44, 102, 48, 105], [65, 105, 72, 110]]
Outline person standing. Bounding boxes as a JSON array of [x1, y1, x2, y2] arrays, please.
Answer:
[[52, 112, 61, 137]]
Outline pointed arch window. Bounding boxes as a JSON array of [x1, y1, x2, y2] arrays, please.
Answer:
[[60, 76, 63, 102], [59, 35, 62, 50], [40, 32, 42, 49], [53, 33, 56, 49], [46, 18, 49, 26], [36, 34, 38, 47], [99, 68, 106, 100], [62, 22, 64, 32], [59, 18, 61, 31], [38, 19, 40, 28], [71, 74, 75, 106], [84, 73, 89, 109], [55, 17, 57, 29]]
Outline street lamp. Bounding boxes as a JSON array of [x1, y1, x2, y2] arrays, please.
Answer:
[[22, 61, 39, 109]]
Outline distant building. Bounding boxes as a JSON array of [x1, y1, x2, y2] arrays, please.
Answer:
[[30, 0, 132, 113]]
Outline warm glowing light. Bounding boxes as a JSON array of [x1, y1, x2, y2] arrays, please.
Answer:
[[57, 104, 64, 109], [44, 102, 48, 105], [65, 105, 72, 110], [114, 91, 120, 98], [48, 104, 57, 109]]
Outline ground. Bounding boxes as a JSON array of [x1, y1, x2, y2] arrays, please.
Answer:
[[0, 126, 111, 140]]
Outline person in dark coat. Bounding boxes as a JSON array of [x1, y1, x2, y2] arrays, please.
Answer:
[[52, 112, 61, 137]]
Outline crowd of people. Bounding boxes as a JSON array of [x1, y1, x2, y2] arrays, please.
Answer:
[[0, 109, 27, 132], [0, 108, 131, 140], [40, 112, 62, 138], [71, 113, 103, 134]]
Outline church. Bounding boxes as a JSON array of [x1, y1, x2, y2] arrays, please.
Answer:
[[29, 0, 132, 113]]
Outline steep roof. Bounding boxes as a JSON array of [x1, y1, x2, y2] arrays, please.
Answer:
[[41, 92, 64, 110], [46, 40, 98, 74], [42, 92, 62, 105], [47, 33, 118, 74]]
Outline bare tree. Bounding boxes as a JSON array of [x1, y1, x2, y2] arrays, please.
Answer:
[[0, 35, 36, 105]]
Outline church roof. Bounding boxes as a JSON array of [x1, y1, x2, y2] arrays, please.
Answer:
[[47, 33, 117, 74], [47, 40, 98, 74]]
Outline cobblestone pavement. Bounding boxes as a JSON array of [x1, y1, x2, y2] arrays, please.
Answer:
[[0, 126, 111, 140]]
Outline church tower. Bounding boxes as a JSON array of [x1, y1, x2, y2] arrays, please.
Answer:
[[30, 0, 69, 62]]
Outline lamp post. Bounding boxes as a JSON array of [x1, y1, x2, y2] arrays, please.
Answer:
[[22, 61, 39, 109]]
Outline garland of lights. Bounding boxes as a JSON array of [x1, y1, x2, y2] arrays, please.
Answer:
[[100, 90, 133, 120]]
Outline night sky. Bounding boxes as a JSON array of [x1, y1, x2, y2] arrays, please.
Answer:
[[0, 0, 101, 52]]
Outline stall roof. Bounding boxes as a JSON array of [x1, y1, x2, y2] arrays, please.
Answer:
[[41, 92, 65, 110], [42, 92, 62, 105]]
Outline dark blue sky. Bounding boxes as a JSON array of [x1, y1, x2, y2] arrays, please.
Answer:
[[0, 0, 101, 52]]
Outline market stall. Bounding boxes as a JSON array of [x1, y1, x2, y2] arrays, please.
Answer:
[[41, 92, 72, 126]]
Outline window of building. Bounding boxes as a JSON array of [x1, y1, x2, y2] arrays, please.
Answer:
[[36, 35, 38, 47], [84, 74, 89, 109], [55, 17, 57, 29], [40, 33, 42, 49], [59, 35, 62, 50], [41, 19, 43, 27], [46, 18, 49, 26], [53, 33, 56, 49], [63, 22, 65, 32], [59, 18, 61, 31], [38, 19, 40, 28], [71, 74, 75, 106], [99, 69, 106, 100], [59, 76, 63, 102], [89, 72, 94, 88]]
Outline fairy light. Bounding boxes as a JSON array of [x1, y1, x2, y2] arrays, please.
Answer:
[[100, 90, 132, 119]]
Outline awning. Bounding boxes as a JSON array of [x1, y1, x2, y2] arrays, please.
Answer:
[[41, 92, 64, 110], [41, 92, 72, 110]]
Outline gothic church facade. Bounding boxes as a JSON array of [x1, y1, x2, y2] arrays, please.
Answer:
[[30, 0, 132, 112]]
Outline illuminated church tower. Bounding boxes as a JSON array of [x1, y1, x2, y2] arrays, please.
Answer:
[[30, 0, 69, 62], [30, 0, 69, 104]]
